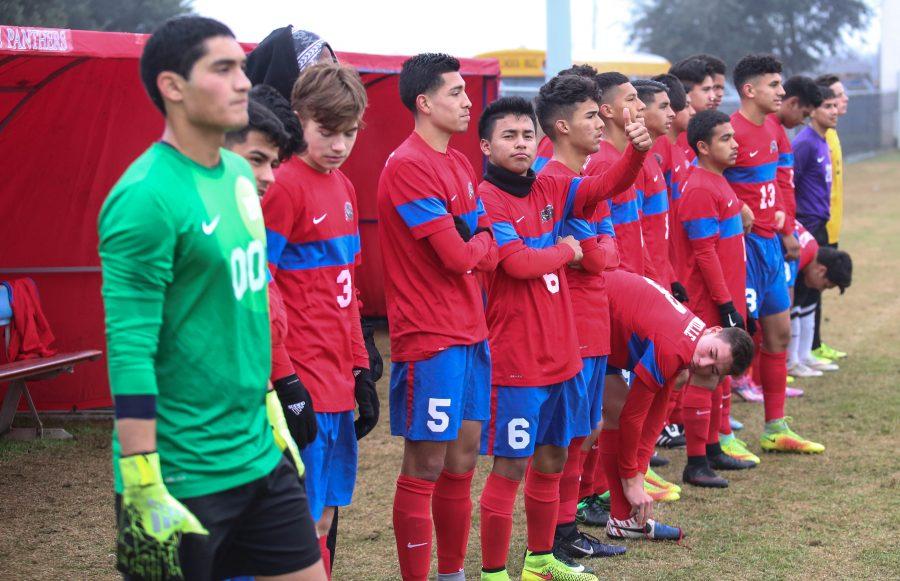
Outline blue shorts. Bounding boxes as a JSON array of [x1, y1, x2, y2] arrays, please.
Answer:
[[582, 356, 607, 429], [480, 374, 589, 458], [745, 232, 791, 318], [389, 340, 491, 441], [298, 410, 357, 522]]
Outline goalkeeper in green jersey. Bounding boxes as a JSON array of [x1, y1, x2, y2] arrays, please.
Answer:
[[99, 16, 324, 580]]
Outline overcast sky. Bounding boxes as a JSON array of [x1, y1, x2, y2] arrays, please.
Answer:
[[192, 0, 880, 59]]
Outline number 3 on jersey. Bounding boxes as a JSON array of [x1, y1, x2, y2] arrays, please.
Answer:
[[336, 268, 352, 308]]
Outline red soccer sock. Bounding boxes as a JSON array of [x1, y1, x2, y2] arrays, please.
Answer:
[[681, 384, 713, 457], [318, 536, 332, 579], [593, 445, 609, 495], [637, 383, 672, 474], [707, 383, 723, 445], [599, 429, 631, 520], [759, 349, 788, 422], [393, 474, 436, 581], [524, 465, 562, 553], [479, 471, 520, 571], [667, 387, 684, 425], [719, 375, 733, 435], [433, 469, 475, 575], [557, 437, 585, 525], [579, 444, 600, 499]]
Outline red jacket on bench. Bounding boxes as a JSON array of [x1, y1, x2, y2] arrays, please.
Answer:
[[5, 278, 56, 361]]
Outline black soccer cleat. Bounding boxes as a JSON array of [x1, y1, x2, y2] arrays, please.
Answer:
[[683, 462, 729, 488], [656, 423, 686, 449], [650, 453, 670, 467]]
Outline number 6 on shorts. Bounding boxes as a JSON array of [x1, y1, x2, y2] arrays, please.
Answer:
[[508, 418, 530, 450]]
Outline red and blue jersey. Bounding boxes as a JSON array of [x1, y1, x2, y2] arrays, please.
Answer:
[[637, 152, 674, 287], [377, 132, 493, 362], [480, 171, 605, 386], [677, 131, 696, 164], [766, 114, 796, 233], [725, 111, 782, 238], [532, 135, 555, 173], [264, 157, 367, 412], [674, 166, 747, 321]]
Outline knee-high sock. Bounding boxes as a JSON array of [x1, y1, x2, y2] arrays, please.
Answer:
[[557, 437, 585, 526], [599, 428, 631, 520], [759, 349, 787, 422], [812, 292, 823, 349], [394, 475, 436, 581], [799, 310, 817, 364], [579, 444, 600, 499], [788, 312, 801, 366], [318, 536, 332, 579], [719, 375, 733, 435], [707, 382, 722, 445], [752, 333, 763, 386], [524, 465, 562, 553], [479, 472, 520, 571], [433, 469, 475, 575], [636, 383, 673, 475], [593, 436, 610, 495], [681, 384, 713, 457]]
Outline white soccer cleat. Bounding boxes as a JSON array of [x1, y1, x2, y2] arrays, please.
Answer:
[[787, 362, 823, 378]]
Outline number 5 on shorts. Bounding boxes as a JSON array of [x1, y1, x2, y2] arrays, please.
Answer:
[[427, 398, 451, 433]]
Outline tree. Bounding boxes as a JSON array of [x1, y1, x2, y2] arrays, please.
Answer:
[[0, 0, 193, 33], [629, 0, 872, 74]]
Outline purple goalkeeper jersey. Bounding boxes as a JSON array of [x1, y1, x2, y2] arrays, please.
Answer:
[[792, 125, 832, 233]]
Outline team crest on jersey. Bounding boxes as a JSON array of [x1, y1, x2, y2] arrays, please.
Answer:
[[344, 201, 353, 221], [467, 182, 475, 199], [770, 140, 778, 154], [540, 204, 554, 223]]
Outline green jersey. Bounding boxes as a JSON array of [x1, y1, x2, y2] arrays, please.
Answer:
[[100, 142, 280, 499]]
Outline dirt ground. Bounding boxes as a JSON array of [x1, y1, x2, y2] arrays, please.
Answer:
[[2, 152, 899, 580]]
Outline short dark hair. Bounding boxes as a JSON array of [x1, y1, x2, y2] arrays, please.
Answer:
[[140, 16, 235, 113], [632, 79, 668, 105], [249, 84, 304, 157], [558, 63, 598, 79], [690, 53, 727, 77], [783, 76, 823, 108], [817, 247, 852, 293], [652, 73, 687, 112], [721, 327, 755, 377], [594, 71, 630, 105], [687, 109, 731, 155], [478, 96, 536, 140], [817, 85, 837, 101], [733, 54, 783, 94], [815, 73, 841, 87], [399, 53, 460, 113], [669, 58, 710, 92], [225, 100, 290, 159], [535, 74, 600, 140]]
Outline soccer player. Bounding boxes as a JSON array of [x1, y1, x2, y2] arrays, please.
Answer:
[[651, 74, 693, 209], [601, 270, 754, 537], [378, 54, 497, 581], [477, 85, 648, 580], [225, 99, 291, 196], [726, 54, 824, 453], [675, 110, 759, 487], [690, 54, 727, 110], [99, 16, 324, 580], [261, 63, 373, 577], [670, 58, 715, 161]]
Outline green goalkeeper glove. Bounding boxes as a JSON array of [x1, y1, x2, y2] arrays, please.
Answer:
[[266, 389, 306, 478], [116, 452, 208, 580]]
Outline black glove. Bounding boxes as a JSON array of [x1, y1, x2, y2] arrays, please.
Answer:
[[361, 319, 384, 382], [717, 301, 746, 330], [354, 367, 380, 440], [746, 312, 757, 336], [453, 215, 473, 242], [274, 374, 317, 449], [671, 281, 689, 303]]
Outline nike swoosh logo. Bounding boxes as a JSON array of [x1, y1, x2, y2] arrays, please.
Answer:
[[516, 216, 525, 223], [522, 571, 553, 580], [616, 525, 649, 534], [696, 410, 711, 415], [406, 542, 428, 549], [570, 543, 594, 555], [816, 156, 825, 163], [653, 175, 659, 182], [450, 194, 458, 202], [727, 314, 735, 326], [748, 150, 759, 158], [674, 166, 680, 173], [728, 200, 734, 207], [312, 214, 327, 224], [202, 215, 220, 235]]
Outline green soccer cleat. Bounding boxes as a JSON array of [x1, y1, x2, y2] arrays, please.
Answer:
[[814, 343, 847, 360], [719, 432, 760, 465], [644, 479, 680, 502], [645, 466, 682, 494], [760, 418, 825, 454], [522, 551, 598, 581]]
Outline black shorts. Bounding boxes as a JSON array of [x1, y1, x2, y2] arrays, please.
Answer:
[[116, 454, 320, 580], [792, 277, 820, 312]]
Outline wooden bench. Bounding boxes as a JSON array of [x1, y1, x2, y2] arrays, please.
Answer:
[[0, 350, 103, 440]]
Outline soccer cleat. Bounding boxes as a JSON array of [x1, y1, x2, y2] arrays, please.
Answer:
[[729, 416, 744, 431], [707, 442, 756, 470], [644, 480, 680, 502], [733, 377, 764, 403], [682, 462, 728, 488], [556, 528, 627, 559], [803, 356, 839, 372], [814, 343, 847, 360], [656, 423, 686, 448], [787, 362, 823, 378], [650, 453, 670, 467], [785, 385, 805, 398], [606, 516, 684, 541], [438, 571, 466, 581], [719, 433, 761, 465], [760, 418, 825, 454], [645, 467, 682, 494], [480, 569, 510, 581], [522, 551, 598, 581], [576, 494, 610, 527], [787, 374, 795, 384]]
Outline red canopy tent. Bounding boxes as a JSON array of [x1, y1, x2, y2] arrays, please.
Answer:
[[0, 25, 499, 410]]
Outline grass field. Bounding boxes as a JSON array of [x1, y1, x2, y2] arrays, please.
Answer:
[[2, 152, 899, 580]]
